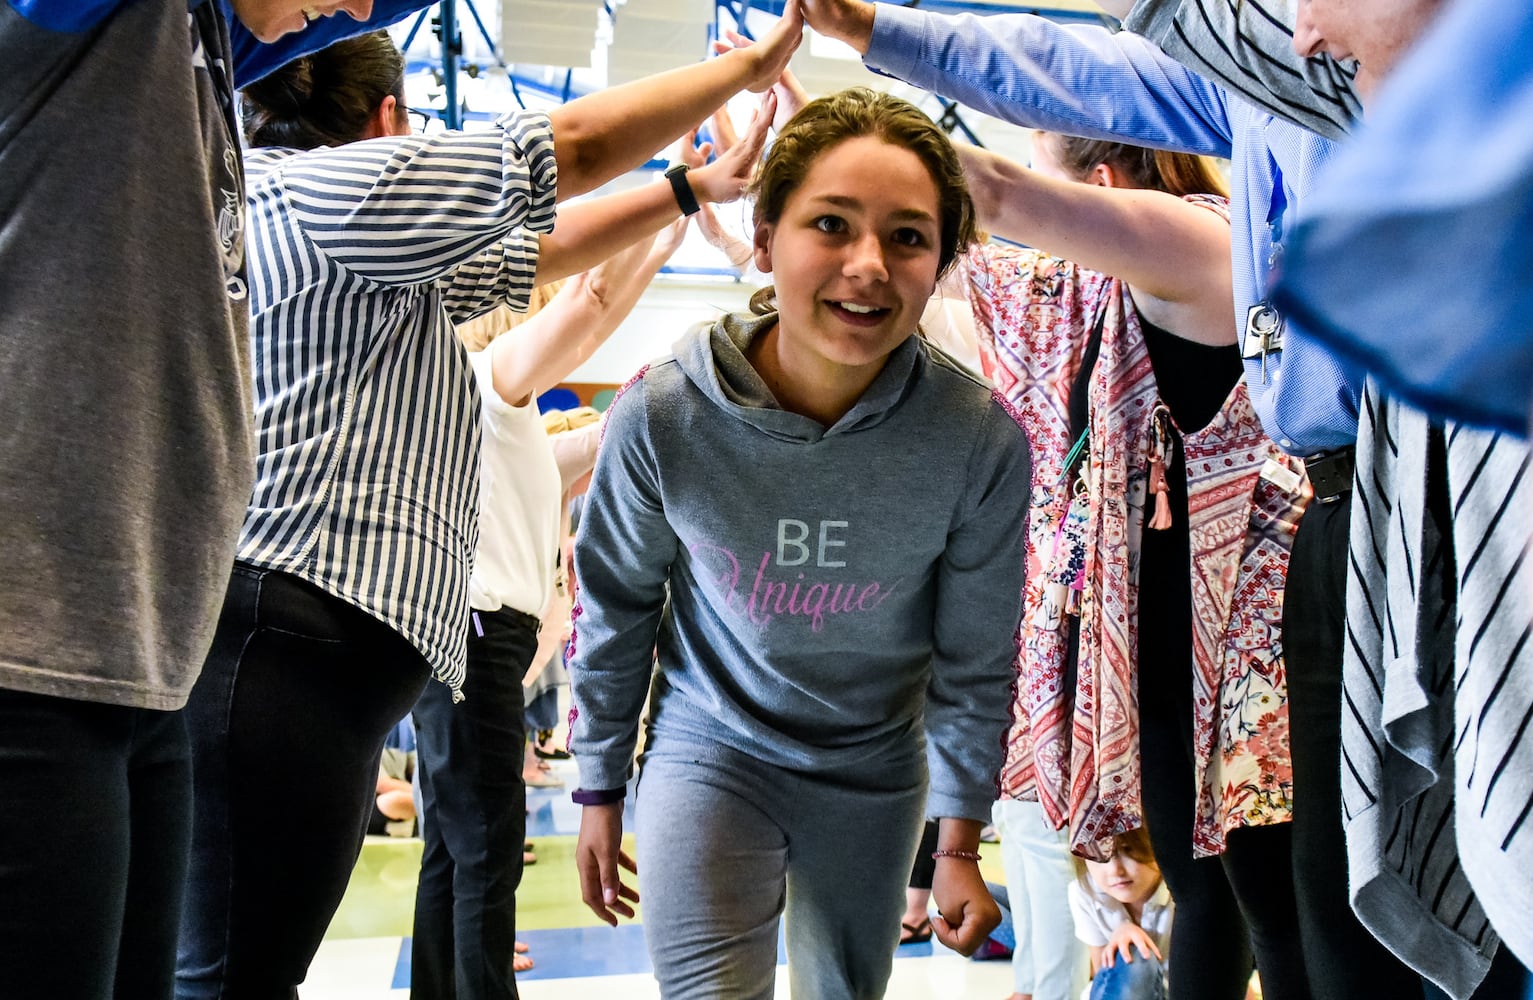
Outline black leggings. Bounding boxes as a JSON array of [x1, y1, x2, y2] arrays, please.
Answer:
[[1137, 448, 1310, 1000], [1137, 675, 1309, 1000]]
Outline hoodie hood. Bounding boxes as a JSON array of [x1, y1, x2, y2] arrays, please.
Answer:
[[674, 309, 950, 444]]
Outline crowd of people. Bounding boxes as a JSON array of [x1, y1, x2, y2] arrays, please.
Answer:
[[2, 0, 1531, 999]]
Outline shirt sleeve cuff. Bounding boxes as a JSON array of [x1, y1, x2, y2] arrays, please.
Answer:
[[571, 786, 628, 805], [497, 110, 559, 235], [864, 4, 928, 81]]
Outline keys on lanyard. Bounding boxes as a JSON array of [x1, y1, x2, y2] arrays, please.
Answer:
[[1243, 303, 1285, 383], [1245, 158, 1288, 383]]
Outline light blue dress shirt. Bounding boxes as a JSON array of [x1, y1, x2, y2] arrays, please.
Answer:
[[1273, 0, 1533, 435], [866, 4, 1363, 453]]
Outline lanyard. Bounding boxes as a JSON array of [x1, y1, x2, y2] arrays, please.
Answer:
[[1265, 154, 1287, 272]]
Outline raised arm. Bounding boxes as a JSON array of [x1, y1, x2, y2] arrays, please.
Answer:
[[1122, 0, 1361, 140], [801, 0, 1233, 156], [228, 0, 437, 83], [486, 220, 688, 407], [438, 97, 771, 320], [534, 93, 776, 283], [546, 0, 802, 200], [959, 143, 1234, 345]]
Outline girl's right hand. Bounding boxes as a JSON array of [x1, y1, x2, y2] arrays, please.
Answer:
[[576, 802, 640, 925]]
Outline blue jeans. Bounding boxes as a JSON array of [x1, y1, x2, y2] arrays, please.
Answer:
[[991, 797, 1086, 1000], [1091, 952, 1169, 1000], [177, 565, 431, 999], [411, 606, 540, 1000], [0, 688, 191, 1000]]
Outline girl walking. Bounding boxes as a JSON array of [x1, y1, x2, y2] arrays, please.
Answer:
[[569, 88, 1033, 999]]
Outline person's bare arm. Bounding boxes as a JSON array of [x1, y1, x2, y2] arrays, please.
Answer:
[[490, 219, 688, 407], [960, 142, 1234, 345], [535, 93, 775, 283], [547, 1, 802, 199]]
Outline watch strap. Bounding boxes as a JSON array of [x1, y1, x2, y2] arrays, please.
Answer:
[[665, 163, 701, 217]]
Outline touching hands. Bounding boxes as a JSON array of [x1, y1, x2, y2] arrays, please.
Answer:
[[711, 30, 810, 131], [796, 0, 875, 53], [735, 0, 806, 92], [686, 90, 778, 204], [929, 857, 1002, 956], [576, 803, 640, 926], [1099, 921, 1162, 970]]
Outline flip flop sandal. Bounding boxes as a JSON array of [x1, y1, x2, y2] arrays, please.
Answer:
[[899, 917, 933, 945]]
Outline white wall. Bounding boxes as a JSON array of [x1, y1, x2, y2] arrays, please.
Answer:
[[565, 274, 757, 384]]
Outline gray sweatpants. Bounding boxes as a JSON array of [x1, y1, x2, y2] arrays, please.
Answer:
[[634, 737, 929, 999]]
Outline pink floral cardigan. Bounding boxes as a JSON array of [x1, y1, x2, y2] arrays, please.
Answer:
[[967, 227, 1308, 860]]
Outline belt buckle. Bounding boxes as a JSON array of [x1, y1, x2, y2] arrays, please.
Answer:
[[1305, 447, 1354, 504]]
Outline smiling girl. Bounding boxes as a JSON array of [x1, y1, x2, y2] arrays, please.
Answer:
[[567, 88, 1033, 998]]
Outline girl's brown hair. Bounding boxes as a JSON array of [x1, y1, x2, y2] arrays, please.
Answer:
[[241, 30, 405, 149], [747, 87, 978, 315], [1042, 133, 1228, 199]]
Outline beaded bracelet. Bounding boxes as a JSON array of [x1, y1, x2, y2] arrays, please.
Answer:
[[931, 849, 983, 862]]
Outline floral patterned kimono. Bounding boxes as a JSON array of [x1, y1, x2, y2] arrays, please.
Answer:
[[966, 225, 1309, 860]]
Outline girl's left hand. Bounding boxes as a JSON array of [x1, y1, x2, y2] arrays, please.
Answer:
[[930, 857, 1002, 956]]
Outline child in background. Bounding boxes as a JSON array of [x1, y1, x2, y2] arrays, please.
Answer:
[[1069, 828, 1174, 1000]]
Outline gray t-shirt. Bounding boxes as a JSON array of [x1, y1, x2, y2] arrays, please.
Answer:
[[0, 2, 254, 709]]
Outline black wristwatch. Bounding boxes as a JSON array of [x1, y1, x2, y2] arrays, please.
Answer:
[[665, 163, 701, 217]]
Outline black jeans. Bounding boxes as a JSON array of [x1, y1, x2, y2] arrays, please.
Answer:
[[1284, 497, 1425, 1000], [0, 688, 191, 1000], [1136, 442, 1310, 1000], [411, 606, 540, 1000], [176, 565, 431, 1000], [1139, 687, 1310, 1000]]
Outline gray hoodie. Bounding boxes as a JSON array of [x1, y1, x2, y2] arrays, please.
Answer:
[[569, 312, 1031, 821]]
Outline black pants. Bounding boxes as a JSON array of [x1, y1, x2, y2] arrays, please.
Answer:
[[0, 688, 191, 1000], [1282, 497, 1426, 1000], [1138, 683, 1310, 1000], [1137, 447, 1310, 1000], [411, 606, 540, 1000], [908, 820, 940, 891], [177, 565, 431, 1000]]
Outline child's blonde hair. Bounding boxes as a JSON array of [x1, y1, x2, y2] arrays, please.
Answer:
[[454, 279, 568, 352], [1074, 826, 1160, 877]]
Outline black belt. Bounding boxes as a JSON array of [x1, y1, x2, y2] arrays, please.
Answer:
[[1305, 445, 1355, 504], [470, 605, 542, 637]]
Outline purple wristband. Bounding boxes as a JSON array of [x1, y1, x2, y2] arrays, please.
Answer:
[[571, 786, 627, 806]]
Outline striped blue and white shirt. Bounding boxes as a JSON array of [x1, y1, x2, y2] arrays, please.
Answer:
[[239, 113, 557, 695], [865, 5, 1363, 454]]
